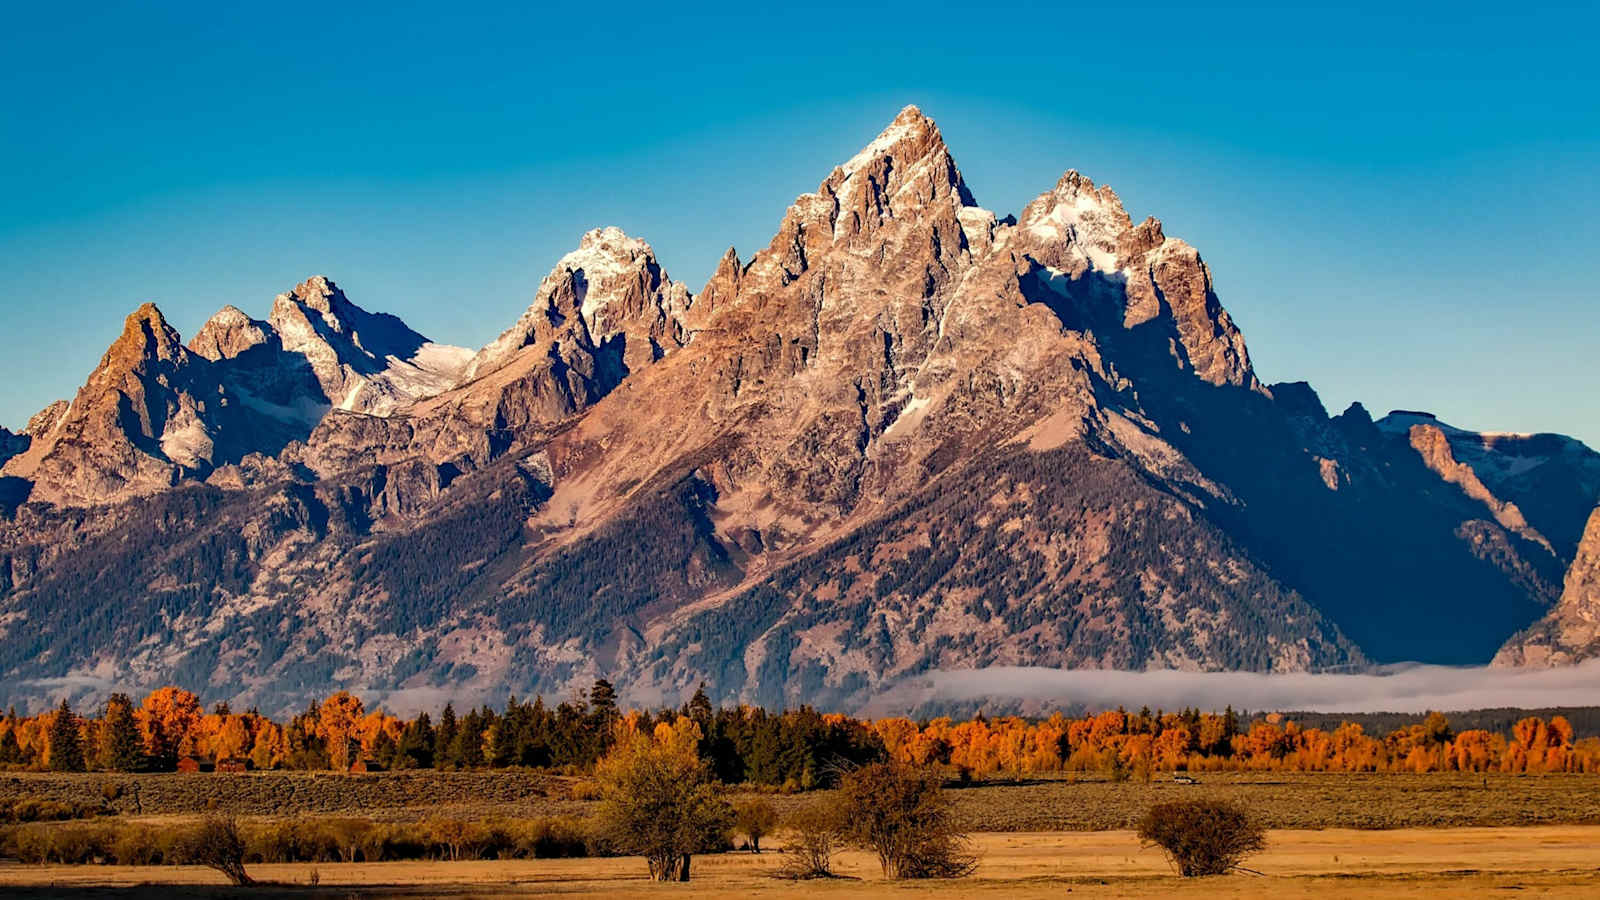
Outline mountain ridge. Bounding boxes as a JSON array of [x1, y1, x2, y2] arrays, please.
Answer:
[[0, 106, 1595, 714]]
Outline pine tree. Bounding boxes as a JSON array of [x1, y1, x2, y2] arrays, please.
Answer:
[[397, 712, 434, 769], [435, 704, 459, 769], [101, 693, 143, 771], [48, 699, 86, 772], [585, 679, 614, 730], [369, 729, 399, 769], [0, 728, 21, 765], [452, 708, 486, 768], [687, 683, 713, 725]]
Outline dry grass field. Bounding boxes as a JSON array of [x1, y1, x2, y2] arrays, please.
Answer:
[[5, 772, 1600, 896], [1, 827, 1597, 897], [7, 770, 1600, 830]]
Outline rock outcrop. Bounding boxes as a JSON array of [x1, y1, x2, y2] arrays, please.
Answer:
[[1495, 508, 1600, 666]]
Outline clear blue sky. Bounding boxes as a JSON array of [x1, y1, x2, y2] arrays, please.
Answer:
[[2, 2, 1596, 445]]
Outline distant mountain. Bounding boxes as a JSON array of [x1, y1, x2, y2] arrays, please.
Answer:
[[1375, 410, 1600, 558], [1, 106, 1595, 713]]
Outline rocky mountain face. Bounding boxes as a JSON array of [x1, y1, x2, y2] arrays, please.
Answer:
[[0, 279, 470, 506], [0, 106, 1595, 713], [1495, 508, 1600, 666], [1376, 411, 1600, 559], [1, 304, 258, 506]]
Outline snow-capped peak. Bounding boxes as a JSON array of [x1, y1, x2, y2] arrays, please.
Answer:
[[1019, 170, 1131, 274], [839, 104, 936, 177]]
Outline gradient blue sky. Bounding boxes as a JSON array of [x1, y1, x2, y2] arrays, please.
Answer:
[[2, 2, 1596, 444]]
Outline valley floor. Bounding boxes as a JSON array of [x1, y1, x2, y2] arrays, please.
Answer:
[[2, 827, 1599, 897]]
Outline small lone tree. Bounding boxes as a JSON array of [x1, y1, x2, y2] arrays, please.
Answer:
[[184, 815, 254, 885], [592, 722, 734, 881], [1137, 799, 1266, 876], [836, 763, 976, 879], [734, 798, 779, 853]]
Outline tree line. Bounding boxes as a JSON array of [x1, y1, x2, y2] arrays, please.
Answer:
[[3, 683, 1597, 777]]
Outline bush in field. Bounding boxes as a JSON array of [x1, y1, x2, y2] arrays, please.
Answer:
[[1137, 800, 1266, 876], [835, 763, 976, 880], [733, 798, 779, 853], [776, 800, 844, 880], [111, 825, 166, 866], [179, 816, 253, 885], [591, 729, 734, 882], [428, 818, 484, 861]]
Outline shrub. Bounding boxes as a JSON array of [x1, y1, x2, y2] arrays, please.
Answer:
[[427, 818, 484, 861], [776, 800, 843, 880], [835, 763, 976, 879], [1137, 800, 1266, 876], [520, 816, 592, 859], [111, 825, 164, 865], [733, 798, 779, 853]]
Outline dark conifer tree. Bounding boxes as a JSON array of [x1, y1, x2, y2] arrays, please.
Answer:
[[48, 699, 86, 772], [396, 712, 434, 769], [102, 693, 143, 771], [0, 728, 21, 765], [687, 682, 713, 725], [435, 703, 459, 769]]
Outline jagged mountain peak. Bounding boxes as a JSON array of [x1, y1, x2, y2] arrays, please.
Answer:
[[189, 304, 273, 362], [277, 275, 346, 315], [828, 104, 975, 209], [104, 302, 189, 369], [261, 275, 468, 416], [457, 227, 685, 388], [1017, 169, 1133, 275], [837, 105, 946, 172]]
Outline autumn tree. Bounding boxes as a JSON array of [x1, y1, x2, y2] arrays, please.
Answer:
[[592, 722, 734, 881], [137, 687, 202, 768], [317, 692, 366, 770], [733, 797, 779, 853], [182, 816, 253, 885]]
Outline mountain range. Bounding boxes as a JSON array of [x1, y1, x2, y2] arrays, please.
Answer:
[[2, 106, 1597, 714]]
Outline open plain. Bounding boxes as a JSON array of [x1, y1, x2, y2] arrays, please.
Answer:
[[2, 827, 1598, 897], [4, 772, 1600, 896]]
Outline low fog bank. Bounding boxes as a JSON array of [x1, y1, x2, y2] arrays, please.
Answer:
[[862, 660, 1600, 718]]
